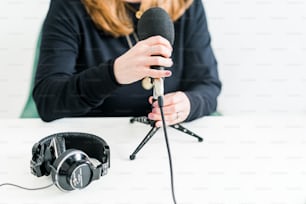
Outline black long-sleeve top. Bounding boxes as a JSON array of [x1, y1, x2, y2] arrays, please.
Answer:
[[33, 0, 221, 122]]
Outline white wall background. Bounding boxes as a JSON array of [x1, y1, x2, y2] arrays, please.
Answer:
[[0, 0, 50, 117], [206, 0, 306, 115], [0, 0, 305, 118]]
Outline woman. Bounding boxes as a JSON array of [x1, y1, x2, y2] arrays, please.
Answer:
[[33, 0, 221, 127]]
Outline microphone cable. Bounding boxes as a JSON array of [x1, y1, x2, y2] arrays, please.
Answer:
[[0, 182, 53, 190], [157, 96, 177, 204], [0, 165, 54, 190]]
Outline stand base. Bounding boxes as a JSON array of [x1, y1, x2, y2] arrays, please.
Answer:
[[129, 116, 203, 160]]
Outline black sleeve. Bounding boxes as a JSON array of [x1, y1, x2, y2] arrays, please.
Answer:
[[181, 0, 222, 121], [33, 0, 119, 122]]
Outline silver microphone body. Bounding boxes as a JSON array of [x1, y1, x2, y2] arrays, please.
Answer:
[[153, 77, 164, 100]]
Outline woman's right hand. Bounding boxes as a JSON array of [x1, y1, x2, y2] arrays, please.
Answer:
[[113, 36, 173, 85]]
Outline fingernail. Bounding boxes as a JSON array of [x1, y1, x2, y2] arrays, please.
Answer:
[[148, 113, 153, 120], [166, 71, 172, 76]]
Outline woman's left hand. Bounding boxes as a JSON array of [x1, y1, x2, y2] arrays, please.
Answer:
[[148, 91, 190, 127]]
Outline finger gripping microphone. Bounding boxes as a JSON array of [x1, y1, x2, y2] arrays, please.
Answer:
[[137, 7, 175, 100]]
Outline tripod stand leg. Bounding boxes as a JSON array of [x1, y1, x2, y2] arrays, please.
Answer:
[[129, 126, 160, 160], [170, 123, 203, 142]]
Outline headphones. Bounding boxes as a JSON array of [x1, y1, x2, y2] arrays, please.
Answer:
[[30, 132, 110, 191]]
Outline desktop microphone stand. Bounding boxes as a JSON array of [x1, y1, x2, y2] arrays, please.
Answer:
[[129, 116, 203, 160]]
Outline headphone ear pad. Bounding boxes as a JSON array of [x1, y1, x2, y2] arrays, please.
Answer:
[[31, 143, 52, 177], [51, 149, 93, 191]]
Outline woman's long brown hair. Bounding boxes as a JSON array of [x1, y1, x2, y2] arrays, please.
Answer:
[[81, 0, 193, 37]]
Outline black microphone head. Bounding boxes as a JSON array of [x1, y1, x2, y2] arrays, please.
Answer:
[[137, 7, 175, 45]]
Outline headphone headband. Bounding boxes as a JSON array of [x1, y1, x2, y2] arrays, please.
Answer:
[[37, 132, 110, 165], [31, 132, 110, 180]]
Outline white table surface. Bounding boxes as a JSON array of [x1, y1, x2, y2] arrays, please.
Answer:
[[0, 116, 306, 204]]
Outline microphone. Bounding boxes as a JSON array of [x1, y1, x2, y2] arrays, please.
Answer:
[[137, 10, 177, 204], [137, 7, 175, 101]]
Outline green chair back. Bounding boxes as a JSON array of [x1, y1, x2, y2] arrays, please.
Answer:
[[20, 33, 41, 118], [211, 111, 222, 116]]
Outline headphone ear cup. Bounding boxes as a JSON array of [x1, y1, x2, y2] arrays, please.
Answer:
[[32, 142, 40, 156], [31, 143, 52, 177], [51, 149, 93, 191]]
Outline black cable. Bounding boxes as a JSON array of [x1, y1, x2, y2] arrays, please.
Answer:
[[158, 96, 177, 204], [0, 182, 53, 190]]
